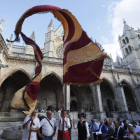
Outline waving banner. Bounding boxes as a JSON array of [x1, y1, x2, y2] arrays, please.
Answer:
[[8, 5, 109, 114]]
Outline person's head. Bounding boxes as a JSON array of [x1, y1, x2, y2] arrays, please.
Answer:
[[37, 113, 42, 118], [100, 120, 104, 125], [117, 118, 120, 122], [46, 110, 52, 119], [124, 117, 127, 120], [31, 110, 37, 116], [132, 121, 137, 128], [109, 119, 112, 123], [104, 118, 108, 122], [79, 114, 84, 122], [61, 110, 67, 117], [91, 120, 95, 124], [60, 108, 62, 111], [66, 110, 70, 115], [117, 121, 122, 127], [108, 123, 112, 128], [125, 120, 130, 127]]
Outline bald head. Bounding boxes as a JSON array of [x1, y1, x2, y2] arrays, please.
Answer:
[[38, 113, 42, 118], [46, 110, 52, 119]]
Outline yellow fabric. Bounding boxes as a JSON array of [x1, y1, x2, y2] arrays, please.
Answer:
[[11, 88, 37, 115], [22, 92, 37, 115], [53, 11, 68, 41], [11, 86, 27, 110], [10, 70, 42, 115], [64, 43, 103, 74], [32, 71, 42, 82]]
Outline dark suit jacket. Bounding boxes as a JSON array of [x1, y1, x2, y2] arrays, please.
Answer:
[[118, 127, 125, 140], [107, 127, 114, 136], [114, 127, 125, 140]]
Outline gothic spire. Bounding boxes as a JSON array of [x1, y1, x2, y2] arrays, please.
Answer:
[[48, 19, 54, 32], [123, 19, 131, 35], [0, 18, 5, 33], [7, 34, 13, 49], [30, 31, 36, 42]]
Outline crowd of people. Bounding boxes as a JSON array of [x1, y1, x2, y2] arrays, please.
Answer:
[[89, 117, 140, 140], [21, 108, 140, 140]]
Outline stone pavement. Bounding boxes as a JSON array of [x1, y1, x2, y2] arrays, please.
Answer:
[[0, 128, 78, 140]]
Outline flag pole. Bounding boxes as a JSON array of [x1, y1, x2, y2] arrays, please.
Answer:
[[28, 120, 33, 140], [62, 84, 65, 140]]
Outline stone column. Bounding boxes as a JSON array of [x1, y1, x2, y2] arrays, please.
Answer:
[[116, 83, 128, 112], [91, 84, 105, 119], [65, 85, 70, 110], [134, 85, 140, 111]]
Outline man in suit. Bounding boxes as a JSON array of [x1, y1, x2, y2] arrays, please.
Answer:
[[101, 123, 115, 140], [94, 120, 107, 140], [108, 121, 125, 140]]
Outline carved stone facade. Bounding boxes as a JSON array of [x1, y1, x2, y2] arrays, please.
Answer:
[[0, 19, 140, 120]]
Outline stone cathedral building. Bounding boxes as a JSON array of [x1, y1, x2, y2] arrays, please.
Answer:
[[0, 18, 140, 120]]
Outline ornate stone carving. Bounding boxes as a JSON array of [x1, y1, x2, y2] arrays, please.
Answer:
[[56, 46, 63, 58]]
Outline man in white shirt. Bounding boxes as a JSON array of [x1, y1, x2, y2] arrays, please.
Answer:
[[132, 121, 140, 139], [74, 114, 90, 140], [38, 110, 57, 140], [22, 110, 40, 140], [57, 110, 71, 140]]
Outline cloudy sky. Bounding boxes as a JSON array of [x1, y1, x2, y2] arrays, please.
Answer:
[[0, 0, 140, 61]]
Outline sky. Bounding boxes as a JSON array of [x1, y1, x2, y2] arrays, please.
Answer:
[[0, 0, 140, 61]]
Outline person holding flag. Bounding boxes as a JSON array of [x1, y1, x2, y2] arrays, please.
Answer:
[[57, 110, 71, 140], [22, 110, 40, 140]]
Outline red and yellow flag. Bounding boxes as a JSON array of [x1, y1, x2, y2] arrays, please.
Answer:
[[7, 5, 109, 114]]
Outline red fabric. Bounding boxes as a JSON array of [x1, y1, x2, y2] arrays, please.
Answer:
[[26, 82, 40, 100], [57, 130, 70, 140], [63, 59, 104, 84], [35, 66, 42, 74]]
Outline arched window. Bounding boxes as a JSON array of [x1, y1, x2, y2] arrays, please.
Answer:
[[138, 34, 140, 39], [122, 39, 126, 45], [125, 37, 129, 43], [125, 48, 129, 54], [128, 46, 132, 52]]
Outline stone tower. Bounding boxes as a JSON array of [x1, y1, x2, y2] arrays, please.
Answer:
[[0, 18, 5, 33], [44, 19, 54, 57], [118, 20, 140, 69]]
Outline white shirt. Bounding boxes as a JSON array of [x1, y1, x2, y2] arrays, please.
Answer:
[[133, 125, 140, 138], [75, 121, 90, 138], [40, 117, 57, 137], [117, 126, 121, 137], [41, 109, 45, 112], [58, 117, 70, 131], [99, 124, 103, 132], [22, 115, 40, 140]]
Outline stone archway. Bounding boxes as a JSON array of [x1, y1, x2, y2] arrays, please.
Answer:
[[100, 78, 116, 117], [70, 100, 77, 111], [121, 80, 137, 111], [70, 85, 93, 112], [0, 70, 30, 112], [38, 73, 63, 112], [106, 98, 114, 111]]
